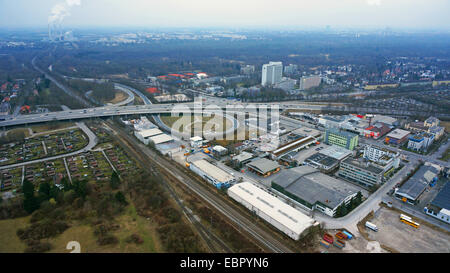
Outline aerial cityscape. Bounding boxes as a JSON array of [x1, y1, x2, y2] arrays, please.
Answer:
[[0, 0, 449, 263]]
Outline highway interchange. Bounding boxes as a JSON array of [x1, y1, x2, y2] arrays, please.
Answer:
[[2, 59, 448, 252]]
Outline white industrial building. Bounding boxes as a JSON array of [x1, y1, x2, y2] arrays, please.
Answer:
[[227, 182, 315, 240], [149, 134, 174, 145], [190, 136, 203, 147], [190, 159, 236, 188], [134, 128, 164, 145], [262, 62, 283, 86]]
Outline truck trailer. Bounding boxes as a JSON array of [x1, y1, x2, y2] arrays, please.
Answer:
[[365, 221, 378, 232]]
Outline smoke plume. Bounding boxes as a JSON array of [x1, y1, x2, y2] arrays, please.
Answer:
[[48, 0, 81, 24]]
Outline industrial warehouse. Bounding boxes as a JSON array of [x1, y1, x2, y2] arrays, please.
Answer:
[[246, 158, 281, 177], [227, 182, 316, 240], [394, 164, 440, 204], [271, 166, 360, 217], [189, 159, 236, 188]]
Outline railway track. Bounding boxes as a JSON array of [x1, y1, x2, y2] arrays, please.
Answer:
[[104, 120, 293, 253], [102, 121, 232, 253]]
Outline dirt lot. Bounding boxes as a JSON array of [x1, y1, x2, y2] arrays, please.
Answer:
[[367, 207, 450, 253], [316, 229, 388, 253]]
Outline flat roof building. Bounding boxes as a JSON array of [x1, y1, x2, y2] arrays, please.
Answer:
[[319, 145, 353, 161], [428, 126, 445, 140], [324, 128, 359, 151], [190, 159, 236, 188], [394, 165, 440, 204], [262, 62, 283, 86], [385, 129, 410, 145], [337, 157, 386, 189], [271, 166, 359, 217], [190, 136, 203, 147], [134, 128, 164, 145], [304, 153, 339, 173], [212, 145, 228, 157], [247, 158, 281, 177], [228, 182, 315, 240], [233, 151, 255, 165], [424, 116, 439, 128], [290, 127, 322, 139], [363, 122, 391, 139], [371, 115, 398, 126], [149, 134, 174, 145]]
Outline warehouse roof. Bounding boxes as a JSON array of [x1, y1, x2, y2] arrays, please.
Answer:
[[213, 145, 227, 153], [149, 134, 174, 144], [396, 165, 439, 201], [305, 153, 338, 169], [247, 158, 280, 174], [136, 128, 163, 138], [272, 166, 358, 209], [319, 145, 353, 161], [190, 136, 203, 141], [233, 151, 254, 163], [272, 136, 316, 157], [430, 181, 450, 210], [387, 129, 410, 140], [291, 127, 322, 138], [228, 182, 314, 236], [192, 159, 234, 183], [372, 115, 397, 125]]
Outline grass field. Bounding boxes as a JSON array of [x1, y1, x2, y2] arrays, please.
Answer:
[[106, 90, 127, 104], [440, 147, 450, 162], [0, 216, 30, 253], [31, 122, 76, 134], [0, 203, 163, 253], [5, 128, 31, 138], [440, 121, 450, 133]]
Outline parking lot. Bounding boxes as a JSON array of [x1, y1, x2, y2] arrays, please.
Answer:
[[367, 206, 450, 253]]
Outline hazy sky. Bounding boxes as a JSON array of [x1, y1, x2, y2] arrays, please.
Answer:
[[1, 0, 449, 30]]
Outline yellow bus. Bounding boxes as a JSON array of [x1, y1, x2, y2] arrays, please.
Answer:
[[400, 214, 420, 229]]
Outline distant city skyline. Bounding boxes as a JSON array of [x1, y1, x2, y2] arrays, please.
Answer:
[[0, 0, 449, 30]]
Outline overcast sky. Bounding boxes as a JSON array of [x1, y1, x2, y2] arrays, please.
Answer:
[[1, 0, 449, 30]]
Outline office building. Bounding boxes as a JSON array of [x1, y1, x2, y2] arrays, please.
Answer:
[[424, 116, 440, 128], [284, 64, 298, 74], [337, 158, 386, 188], [299, 76, 321, 90], [363, 144, 399, 161], [408, 132, 434, 151], [240, 65, 255, 75], [262, 62, 283, 86], [324, 129, 359, 150]]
